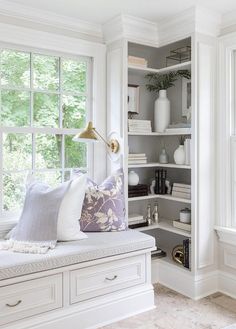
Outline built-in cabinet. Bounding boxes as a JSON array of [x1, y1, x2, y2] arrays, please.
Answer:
[[107, 32, 217, 298]]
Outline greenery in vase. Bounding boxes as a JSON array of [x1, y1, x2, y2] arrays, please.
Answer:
[[145, 70, 191, 94]]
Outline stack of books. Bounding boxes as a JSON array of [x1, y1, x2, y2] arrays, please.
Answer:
[[128, 153, 147, 165], [128, 55, 148, 68], [128, 184, 148, 198], [128, 119, 152, 133], [128, 214, 147, 229], [172, 183, 191, 200]]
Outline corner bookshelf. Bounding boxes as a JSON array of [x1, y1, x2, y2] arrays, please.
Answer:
[[126, 37, 193, 273], [107, 28, 216, 298]]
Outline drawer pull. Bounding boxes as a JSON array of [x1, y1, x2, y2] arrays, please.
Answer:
[[6, 300, 22, 308], [105, 275, 118, 281]]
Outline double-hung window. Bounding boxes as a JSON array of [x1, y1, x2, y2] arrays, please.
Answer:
[[0, 47, 92, 220]]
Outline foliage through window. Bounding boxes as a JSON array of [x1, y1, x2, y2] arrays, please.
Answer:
[[0, 48, 92, 217]]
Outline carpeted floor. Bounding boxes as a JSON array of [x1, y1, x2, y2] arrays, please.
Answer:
[[101, 284, 236, 329]]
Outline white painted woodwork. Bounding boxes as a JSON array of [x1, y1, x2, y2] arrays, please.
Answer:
[[0, 250, 154, 329], [70, 255, 145, 303], [0, 274, 62, 326], [195, 34, 216, 270]]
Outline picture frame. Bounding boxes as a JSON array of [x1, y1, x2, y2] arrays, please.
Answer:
[[128, 84, 140, 114], [182, 78, 191, 121]]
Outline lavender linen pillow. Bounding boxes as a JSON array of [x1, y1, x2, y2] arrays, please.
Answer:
[[1, 181, 70, 254], [80, 169, 127, 232]]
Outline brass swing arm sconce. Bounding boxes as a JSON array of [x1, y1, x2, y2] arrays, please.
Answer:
[[73, 121, 120, 154]]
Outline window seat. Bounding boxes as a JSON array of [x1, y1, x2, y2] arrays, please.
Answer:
[[0, 230, 155, 280], [0, 230, 155, 329]]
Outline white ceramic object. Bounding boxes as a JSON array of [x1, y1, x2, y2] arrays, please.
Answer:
[[159, 148, 169, 164], [180, 208, 191, 223], [174, 145, 185, 165], [154, 90, 170, 132], [128, 170, 139, 186]]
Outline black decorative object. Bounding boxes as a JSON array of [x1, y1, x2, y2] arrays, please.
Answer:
[[154, 169, 167, 194]]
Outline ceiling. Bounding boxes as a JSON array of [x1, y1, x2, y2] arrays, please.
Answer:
[[3, 0, 236, 25]]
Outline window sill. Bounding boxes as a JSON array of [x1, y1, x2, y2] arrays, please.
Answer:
[[0, 219, 17, 238], [215, 226, 236, 246]]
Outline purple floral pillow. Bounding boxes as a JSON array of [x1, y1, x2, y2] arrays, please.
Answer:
[[80, 169, 127, 232]]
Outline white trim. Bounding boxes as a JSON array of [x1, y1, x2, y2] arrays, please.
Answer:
[[218, 270, 236, 299], [215, 226, 236, 246], [0, 0, 103, 43], [217, 32, 236, 230], [0, 23, 106, 230], [152, 259, 219, 300]]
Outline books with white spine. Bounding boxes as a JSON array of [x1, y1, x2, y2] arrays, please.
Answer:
[[128, 119, 152, 133], [172, 191, 191, 199], [128, 153, 147, 164], [128, 56, 148, 67]]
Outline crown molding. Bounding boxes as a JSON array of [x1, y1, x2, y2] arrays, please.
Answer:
[[221, 11, 236, 36], [158, 6, 221, 46], [0, 0, 103, 43], [103, 14, 158, 45]]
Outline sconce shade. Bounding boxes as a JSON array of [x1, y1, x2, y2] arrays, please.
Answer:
[[73, 121, 98, 142]]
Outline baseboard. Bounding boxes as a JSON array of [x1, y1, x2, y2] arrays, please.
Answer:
[[218, 270, 236, 299], [152, 260, 218, 300]]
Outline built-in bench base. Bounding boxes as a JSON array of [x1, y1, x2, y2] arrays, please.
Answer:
[[0, 231, 155, 329]]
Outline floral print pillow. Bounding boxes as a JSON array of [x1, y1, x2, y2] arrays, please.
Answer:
[[80, 169, 127, 232]]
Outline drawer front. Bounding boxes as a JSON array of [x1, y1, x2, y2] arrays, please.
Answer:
[[70, 255, 145, 304], [0, 274, 62, 326]]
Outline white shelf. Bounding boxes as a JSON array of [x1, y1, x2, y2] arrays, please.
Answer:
[[128, 162, 191, 169], [128, 61, 191, 75], [128, 129, 191, 136], [133, 219, 191, 237], [152, 255, 191, 272], [128, 194, 191, 203]]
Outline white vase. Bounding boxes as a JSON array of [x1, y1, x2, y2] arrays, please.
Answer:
[[154, 90, 170, 133], [174, 145, 185, 165], [159, 148, 169, 164], [128, 171, 139, 186]]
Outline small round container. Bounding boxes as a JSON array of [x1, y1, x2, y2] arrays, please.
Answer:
[[180, 208, 191, 223]]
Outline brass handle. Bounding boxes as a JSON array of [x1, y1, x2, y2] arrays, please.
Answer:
[[105, 275, 118, 281], [6, 300, 22, 307]]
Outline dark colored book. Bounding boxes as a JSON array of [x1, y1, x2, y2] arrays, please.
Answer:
[[183, 239, 190, 269], [128, 192, 148, 198], [128, 184, 148, 191], [129, 222, 148, 229], [151, 248, 167, 259]]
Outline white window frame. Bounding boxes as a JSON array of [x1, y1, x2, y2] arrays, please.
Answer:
[[0, 22, 106, 234], [216, 31, 236, 244]]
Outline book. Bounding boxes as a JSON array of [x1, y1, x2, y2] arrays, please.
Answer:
[[129, 222, 148, 229], [173, 220, 191, 232], [172, 186, 191, 193], [128, 56, 148, 66], [128, 184, 148, 191], [173, 183, 191, 189], [128, 153, 146, 158], [128, 160, 147, 164], [128, 192, 148, 198], [129, 214, 144, 223], [183, 239, 191, 269], [172, 191, 191, 199]]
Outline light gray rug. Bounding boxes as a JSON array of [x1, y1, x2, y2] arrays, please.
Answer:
[[102, 285, 236, 329]]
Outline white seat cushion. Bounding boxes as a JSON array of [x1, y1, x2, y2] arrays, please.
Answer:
[[0, 231, 155, 280]]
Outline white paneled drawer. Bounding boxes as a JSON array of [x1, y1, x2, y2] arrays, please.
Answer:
[[70, 255, 145, 304], [0, 274, 62, 326]]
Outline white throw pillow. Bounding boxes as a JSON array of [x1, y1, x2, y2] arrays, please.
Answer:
[[57, 175, 87, 241]]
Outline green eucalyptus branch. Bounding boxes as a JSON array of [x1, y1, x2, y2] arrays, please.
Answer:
[[145, 70, 191, 94]]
